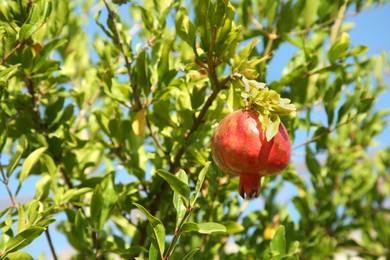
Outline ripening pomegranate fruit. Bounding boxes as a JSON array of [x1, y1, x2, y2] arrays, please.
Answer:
[[211, 109, 291, 198]]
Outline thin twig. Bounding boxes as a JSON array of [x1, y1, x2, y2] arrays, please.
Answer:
[[70, 87, 101, 134], [145, 115, 169, 156], [164, 207, 193, 259], [284, 3, 382, 38], [102, 0, 142, 110], [264, 27, 277, 56], [0, 159, 18, 209], [0, 42, 23, 65], [45, 228, 58, 260], [292, 118, 352, 151]]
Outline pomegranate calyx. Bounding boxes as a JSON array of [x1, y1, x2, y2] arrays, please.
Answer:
[[238, 173, 262, 199]]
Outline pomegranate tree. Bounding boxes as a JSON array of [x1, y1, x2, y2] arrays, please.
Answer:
[[211, 78, 295, 198]]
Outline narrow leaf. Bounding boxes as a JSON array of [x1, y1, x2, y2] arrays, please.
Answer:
[[20, 147, 47, 183], [133, 203, 165, 256], [222, 220, 245, 234], [3, 251, 33, 260], [181, 221, 226, 234], [173, 170, 188, 226], [90, 184, 104, 229], [157, 169, 190, 200], [4, 227, 45, 253], [190, 161, 211, 207], [183, 248, 199, 260], [175, 8, 196, 48], [197, 222, 226, 234], [7, 136, 28, 177]]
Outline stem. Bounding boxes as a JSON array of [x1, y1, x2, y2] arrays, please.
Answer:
[[0, 42, 23, 65], [263, 27, 277, 56], [102, 0, 142, 110], [45, 228, 58, 260], [292, 118, 352, 151], [0, 160, 18, 209], [164, 207, 193, 259]]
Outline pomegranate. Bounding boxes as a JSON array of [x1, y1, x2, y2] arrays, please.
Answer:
[[211, 109, 291, 198]]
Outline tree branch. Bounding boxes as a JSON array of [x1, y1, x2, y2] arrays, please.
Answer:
[[292, 118, 352, 151], [45, 227, 58, 260], [0, 156, 18, 209], [102, 0, 142, 110]]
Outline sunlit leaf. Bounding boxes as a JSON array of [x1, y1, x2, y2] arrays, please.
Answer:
[[270, 225, 286, 260], [19, 147, 47, 183], [133, 203, 165, 256], [157, 169, 190, 202]]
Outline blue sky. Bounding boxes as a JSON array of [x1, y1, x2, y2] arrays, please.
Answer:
[[1, 1, 389, 259]]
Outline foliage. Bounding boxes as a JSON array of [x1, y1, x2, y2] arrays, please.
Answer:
[[0, 0, 389, 259]]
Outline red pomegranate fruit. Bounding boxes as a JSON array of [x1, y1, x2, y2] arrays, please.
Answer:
[[211, 109, 291, 198]]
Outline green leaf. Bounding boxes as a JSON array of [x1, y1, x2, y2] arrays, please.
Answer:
[[61, 188, 92, 204], [173, 170, 188, 226], [7, 136, 28, 178], [4, 227, 45, 253], [148, 243, 160, 260], [17, 205, 26, 234], [187, 147, 208, 165], [120, 246, 148, 259], [19, 147, 47, 183], [270, 225, 286, 260], [358, 97, 374, 114], [183, 248, 199, 260], [90, 177, 118, 230], [134, 50, 151, 95], [195, 0, 211, 51], [0, 64, 21, 80], [158, 39, 175, 86], [190, 161, 211, 207], [40, 154, 58, 194], [287, 241, 300, 256], [4, 251, 33, 260], [337, 93, 358, 123], [328, 32, 350, 63], [222, 220, 245, 234], [227, 81, 242, 112], [349, 45, 369, 56], [156, 169, 190, 201], [0, 112, 6, 152], [33, 38, 67, 71], [175, 8, 196, 48], [133, 203, 165, 256], [305, 145, 321, 178], [90, 184, 104, 229], [196, 222, 227, 234], [214, 0, 239, 58], [181, 222, 226, 234], [19, 24, 39, 41], [302, 0, 319, 26], [265, 115, 280, 142], [27, 200, 40, 225], [237, 38, 260, 65], [34, 175, 51, 200]]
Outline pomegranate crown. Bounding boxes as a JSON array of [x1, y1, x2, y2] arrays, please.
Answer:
[[229, 74, 297, 141]]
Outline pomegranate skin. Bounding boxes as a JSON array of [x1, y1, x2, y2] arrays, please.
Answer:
[[211, 110, 291, 198]]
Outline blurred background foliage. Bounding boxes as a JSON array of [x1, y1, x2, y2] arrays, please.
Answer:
[[0, 0, 389, 259]]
